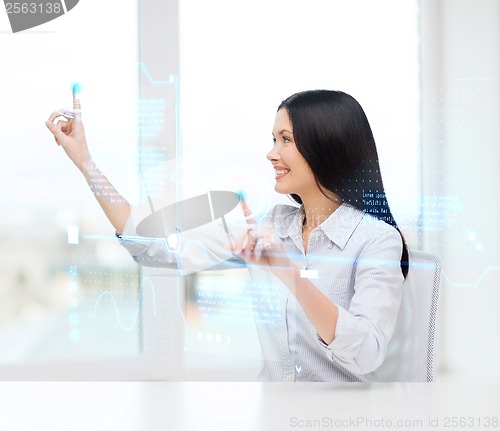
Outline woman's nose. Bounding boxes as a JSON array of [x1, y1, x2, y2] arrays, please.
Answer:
[[267, 147, 278, 161]]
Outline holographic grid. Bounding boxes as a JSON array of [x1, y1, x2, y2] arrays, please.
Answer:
[[63, 230, 142, 357], [421, 84, 492, 286], [59, 61, 183, 361]]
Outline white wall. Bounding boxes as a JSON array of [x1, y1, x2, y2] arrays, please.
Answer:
[[178, 0, 420, 228], [420, 0, 500, 379]]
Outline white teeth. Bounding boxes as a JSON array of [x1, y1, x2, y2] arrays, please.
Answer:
[[275, 169, 289, 175]]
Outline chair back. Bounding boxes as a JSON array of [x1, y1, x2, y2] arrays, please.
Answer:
[[373, 250, 441, 382]]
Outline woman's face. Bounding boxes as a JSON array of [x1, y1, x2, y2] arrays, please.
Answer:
[[267, 108, 317, 198]]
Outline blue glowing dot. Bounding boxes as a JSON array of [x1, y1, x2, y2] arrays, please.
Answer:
[[236, 190, 246, 200], [71, 82, 82, 94]]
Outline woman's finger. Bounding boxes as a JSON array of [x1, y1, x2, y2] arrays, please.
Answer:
[[240, 197, 256, 225], [55, 118, 68, 127], [55, 120, 68, 136], [54, 108, 74, 119], [45, 120, 67, 145], [253, 237, 267, 261], [72, 87, 82, 121], [233, 228, 259, 259], [243, 228, 257, 254], [48, 111, 66, 122], [233, 230, 249, 254]]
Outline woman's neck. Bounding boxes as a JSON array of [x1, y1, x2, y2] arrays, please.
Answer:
[[301, 191, 341, 229]]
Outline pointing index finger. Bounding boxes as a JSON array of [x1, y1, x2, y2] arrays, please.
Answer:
[[237, 191, 255, 226], [72, 83, 82, 120]]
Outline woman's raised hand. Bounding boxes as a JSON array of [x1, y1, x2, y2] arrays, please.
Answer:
[[45, 90, 131, 233], [45, 91, 92, 172]]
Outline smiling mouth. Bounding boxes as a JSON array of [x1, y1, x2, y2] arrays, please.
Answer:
[[275, 168, 290, 179]]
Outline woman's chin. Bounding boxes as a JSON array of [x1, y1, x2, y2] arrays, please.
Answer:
[[274, 184, 290, 195]]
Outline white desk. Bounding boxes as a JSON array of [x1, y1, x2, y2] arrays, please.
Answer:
[[0, 382, 498, 431]]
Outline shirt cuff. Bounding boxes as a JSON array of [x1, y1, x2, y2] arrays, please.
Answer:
[[317, 305, 369, 361], [115, 209, 149, 256]]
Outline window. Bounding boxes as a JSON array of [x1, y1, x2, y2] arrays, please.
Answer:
[[0, 0, 419, 380], [0, 0, 140, 374]]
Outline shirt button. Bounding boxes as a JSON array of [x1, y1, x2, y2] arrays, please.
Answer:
[[285, 375, 293, 381], [328, 241, 333, 249]]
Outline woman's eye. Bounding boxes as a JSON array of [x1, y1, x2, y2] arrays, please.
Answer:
[[283, 136, 291, 143], [272, 138, 277, 145]]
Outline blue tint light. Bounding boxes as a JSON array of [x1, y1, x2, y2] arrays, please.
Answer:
[[71, 82, 82, 95]]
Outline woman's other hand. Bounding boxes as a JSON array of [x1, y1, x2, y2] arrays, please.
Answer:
[[232, 199, 292, 273]]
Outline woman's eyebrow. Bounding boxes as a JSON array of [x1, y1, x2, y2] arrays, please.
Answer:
[[272, 129, 294, 136]]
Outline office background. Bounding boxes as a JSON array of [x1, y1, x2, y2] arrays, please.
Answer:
[[0, 0, 499, 383]]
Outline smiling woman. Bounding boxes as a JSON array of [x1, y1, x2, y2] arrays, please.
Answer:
[[234, 90, 409, 381], [46, 87, 409, 382], [0, 0, 420, 380], [274, 90, 409, 274]]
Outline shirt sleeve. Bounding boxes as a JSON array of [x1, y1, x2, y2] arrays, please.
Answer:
[[317, 227, 405, 375], [117, 206, 245, 275]]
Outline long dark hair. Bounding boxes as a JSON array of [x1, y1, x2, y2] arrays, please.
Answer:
[[278, 90, 409, 278]]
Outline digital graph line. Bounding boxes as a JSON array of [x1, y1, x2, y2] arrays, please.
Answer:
[[83, 234, 120, 240], [442, 266, 500, 288], [92, 277, 156, 331], [139, 62, 174, 85]]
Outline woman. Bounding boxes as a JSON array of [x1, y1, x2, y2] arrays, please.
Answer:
[[46, 89, 409, 382]]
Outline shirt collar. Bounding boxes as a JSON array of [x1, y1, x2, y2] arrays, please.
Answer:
[[275, 203, 365, 250], [275, 206, 303, 247]]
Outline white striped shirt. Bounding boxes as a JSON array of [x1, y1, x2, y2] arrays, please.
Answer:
[[118, 203, 404, 382]]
